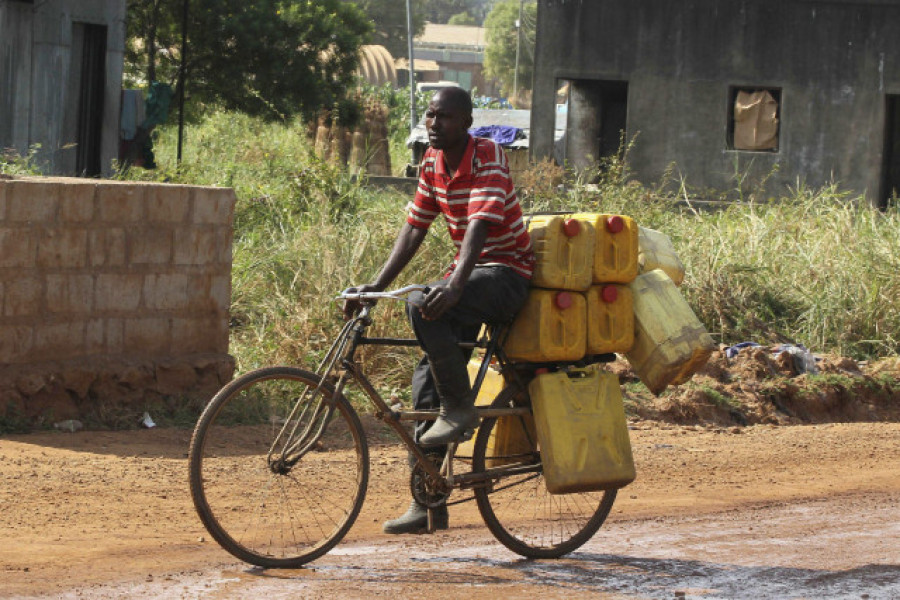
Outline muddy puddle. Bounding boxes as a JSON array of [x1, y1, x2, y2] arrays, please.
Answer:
[[43, 493, 900, 600]]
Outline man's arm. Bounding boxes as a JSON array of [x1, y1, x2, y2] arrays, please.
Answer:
[[419, 218, 489, 320], [371, 222, 428, 290]]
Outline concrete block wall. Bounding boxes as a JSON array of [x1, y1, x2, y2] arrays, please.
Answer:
[[0, 176, 236, 427]]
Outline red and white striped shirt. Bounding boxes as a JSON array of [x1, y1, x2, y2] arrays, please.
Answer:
[[407, 136, 534, 279]]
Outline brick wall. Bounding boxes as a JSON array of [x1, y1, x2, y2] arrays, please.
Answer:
[[0, 176, 236, 428]]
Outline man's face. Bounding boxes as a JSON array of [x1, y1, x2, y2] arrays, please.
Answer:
[[424, 91, 472, 152]]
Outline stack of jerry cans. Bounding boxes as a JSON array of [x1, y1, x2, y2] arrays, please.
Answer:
[[504, 213, 639, 362], [577, 213, 638, 356], [529, 368, 636, 493], [500, 213, 717, 494]]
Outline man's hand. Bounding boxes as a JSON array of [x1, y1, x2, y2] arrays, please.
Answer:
[[419, 280, 462, 320], [342, 284, 380, 321]]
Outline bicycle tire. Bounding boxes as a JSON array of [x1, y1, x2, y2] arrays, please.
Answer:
[[473, 386, 617, 558], [189, 366, 369, 568]]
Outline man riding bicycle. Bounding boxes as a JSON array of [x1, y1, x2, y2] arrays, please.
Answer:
[[344, 87, 534, 534]]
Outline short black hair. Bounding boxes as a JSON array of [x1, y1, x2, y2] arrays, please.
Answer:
[[434, 87, 473, 116]]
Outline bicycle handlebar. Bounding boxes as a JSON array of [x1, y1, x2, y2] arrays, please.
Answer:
[[337, 284, 428, 306]]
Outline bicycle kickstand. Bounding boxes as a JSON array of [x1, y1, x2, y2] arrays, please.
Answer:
[[426, 507, 436, 534]]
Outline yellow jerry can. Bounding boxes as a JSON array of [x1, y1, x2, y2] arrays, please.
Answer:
[[638, 226, 685, 286], [457, 360, 537, 467], [504, 289, 587, 363], [586, 283, 635, 354], [530, 368, 636, 494], [527, 214, 595, 291], [625, 269, 716, 395], [572, 213, 639, 284]]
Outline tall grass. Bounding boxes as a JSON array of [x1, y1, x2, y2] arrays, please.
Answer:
[[116, 110, 899, 399], [677, 186, 900, 357]]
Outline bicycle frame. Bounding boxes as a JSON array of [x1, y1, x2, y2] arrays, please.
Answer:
[[271, 298, 539, 495]]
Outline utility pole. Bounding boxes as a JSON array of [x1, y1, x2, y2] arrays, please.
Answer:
[[176, 0, 188, 164], [513, 0, 523, 103], [406, 0, 416, 134]]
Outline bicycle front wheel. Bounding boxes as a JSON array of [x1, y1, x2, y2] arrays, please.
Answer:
[[473, 388, 617, 559], [189, 366, 369, 568]]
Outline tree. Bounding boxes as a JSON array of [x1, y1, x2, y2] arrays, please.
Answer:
[[483, 0, 536, 98], [348, 0, 426, 59], [448, 11, 477, 25], [125, 0, 372, 121], [425, 0, 470, 23], [125, 0, 182, 88], [424, 0, 496, 24]]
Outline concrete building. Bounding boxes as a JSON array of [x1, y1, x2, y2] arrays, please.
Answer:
[[530, 0, 900, 207], [407, 23, 500, 97], [0, 0, 126, 177]]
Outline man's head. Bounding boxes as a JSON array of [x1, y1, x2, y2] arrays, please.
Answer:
[[425, 87, 473, 153]]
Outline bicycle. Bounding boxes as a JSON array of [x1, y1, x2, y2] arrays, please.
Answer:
[[188, 284, 618, 568]]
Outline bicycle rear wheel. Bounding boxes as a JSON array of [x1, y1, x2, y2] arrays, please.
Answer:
[[189, 366, 368, 568], [473, 388, 617, 558]]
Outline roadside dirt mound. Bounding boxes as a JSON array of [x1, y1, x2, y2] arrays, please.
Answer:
[[613, 347, 900, 427]]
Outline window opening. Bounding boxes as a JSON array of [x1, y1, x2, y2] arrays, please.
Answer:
[[727, 87, 780, 152]]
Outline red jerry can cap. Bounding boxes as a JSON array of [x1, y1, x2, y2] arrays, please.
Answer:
[[562, 218, 581, 237], [535, 367, 550, 375], [555, 291, 573, 310], [606, 215, 625, 233], [600, 285, 619, 303]]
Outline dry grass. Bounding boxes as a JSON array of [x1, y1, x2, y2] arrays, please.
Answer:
[[113, 111, 900, 405]]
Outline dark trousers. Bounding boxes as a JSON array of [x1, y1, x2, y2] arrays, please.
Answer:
[[406, 266, 529, 444]]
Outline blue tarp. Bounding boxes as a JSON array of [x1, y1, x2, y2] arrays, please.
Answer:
[[469, 125, 523, 146]]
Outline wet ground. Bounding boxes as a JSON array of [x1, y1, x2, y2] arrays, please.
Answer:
[[1, 422, 898, 599], [41, 492, 900, 599]]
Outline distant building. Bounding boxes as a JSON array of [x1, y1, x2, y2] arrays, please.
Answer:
[[0, 0, 126, 177], [407, 23, 500, 97], [530, 0, 900, 207]]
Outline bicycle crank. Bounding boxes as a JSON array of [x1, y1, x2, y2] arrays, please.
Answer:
[[410, 453, 450, 509]]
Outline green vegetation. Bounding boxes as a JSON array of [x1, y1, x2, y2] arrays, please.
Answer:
[[0, 145, 45, 176], [126, 0, 371, 121], [102, 110, 900, 396], [699, 385, 742, 412], [0, 403, 32, 435], [483, 0, 537, 98]]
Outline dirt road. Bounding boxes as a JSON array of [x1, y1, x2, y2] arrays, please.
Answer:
[[1, 421, 898, 598]]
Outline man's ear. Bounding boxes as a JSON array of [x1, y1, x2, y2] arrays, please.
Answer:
[[465, 114, 474, 129]]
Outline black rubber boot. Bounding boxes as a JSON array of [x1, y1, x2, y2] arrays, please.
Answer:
[[418, 398, 478, 447], [382, 500, 449, 534]]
